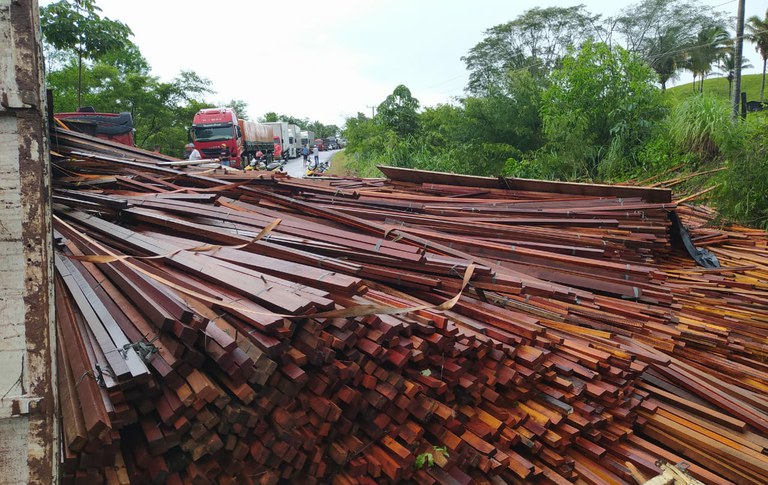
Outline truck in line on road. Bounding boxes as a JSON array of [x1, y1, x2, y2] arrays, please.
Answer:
[[300, 130, 315, 149], [54, 108, 135, 146], [190, 107, 273, 168], [264, 122, 300, 160]]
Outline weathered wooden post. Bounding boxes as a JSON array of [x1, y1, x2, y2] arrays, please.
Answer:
[[0, 0, 58, 483]]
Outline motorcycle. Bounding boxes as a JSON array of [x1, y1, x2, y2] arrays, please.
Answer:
[[305, 157, 329, 177], [249, 156, 286, 172]]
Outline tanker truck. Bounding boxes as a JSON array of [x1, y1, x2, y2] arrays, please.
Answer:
[[191, 107, 273, 168]]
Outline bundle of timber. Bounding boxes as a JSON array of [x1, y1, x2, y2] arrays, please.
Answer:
[[49, 127, 768, 484]]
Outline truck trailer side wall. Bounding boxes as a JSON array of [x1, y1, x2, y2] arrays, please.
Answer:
[[239, 120, 273, 144], [238, 120, 274, 161], [0, 1, 58, 482], [300, 130, 315, 148], [264, 121, 298, 159]]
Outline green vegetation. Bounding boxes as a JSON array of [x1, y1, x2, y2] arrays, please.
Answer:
[[461, 6, 602, 95], [666, 73, 766, 103], [747, 9, 768, 101], [668, 96, 733, 159], [327, 151, 353, 177], [40, 0, 768, 228], [41, 0, 133, 106], [716, 114, 768, 226], [42, 0, 213, 155], [343, 0, 768, 229], [540, 41, 665, 180], [414, 446, 449, 470]]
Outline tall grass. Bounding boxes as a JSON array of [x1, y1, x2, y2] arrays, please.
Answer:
[[715, 113, 768, 228], [345, 136, 516, 178], [668, 95, 733, 160]]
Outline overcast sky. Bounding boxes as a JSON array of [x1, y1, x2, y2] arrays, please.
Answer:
[[46, 0, 766, 125]]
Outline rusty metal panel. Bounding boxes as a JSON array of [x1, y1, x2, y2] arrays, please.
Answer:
[[0, 0, 57, 483]]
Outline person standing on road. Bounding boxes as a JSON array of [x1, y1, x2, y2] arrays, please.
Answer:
[[313, 145, 319, 165], [302, 144, 309, 168], [185, 143, 201, 160]]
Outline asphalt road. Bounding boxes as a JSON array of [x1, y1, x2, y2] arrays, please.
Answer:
[[283, 149, 338, 178]]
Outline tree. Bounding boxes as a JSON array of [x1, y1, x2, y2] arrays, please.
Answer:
[[419, 104, 467, 147], [541, 40, 665, 179], [747, 9, 768, 101], [612, 0, 718, 55], [717, 51, 754, 98], [307, 121, 325, 136], [342, 112, 397, 171], [261, 112, 279, 122], [377, 85, 420, 136], [47, 59, 213, 152], [96, 42, 149, 73], [42, 1, 215, 154], [642, 26, 689, 90], [40, 0, 134, 107], [279, 115, 310, 130], [687, 25, 730, 93], [311, 123, 339, 138], [462, 6, 603, 95], [462, 70, 544, 152], [612, 0, 724, 90], [226, 99, 250, 120], [134, 70, 213, 149]]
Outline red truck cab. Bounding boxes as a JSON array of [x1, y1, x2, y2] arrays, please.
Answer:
[[191, 108, 244, 167], [313, 138, 325, 151], [54, 108, 135, 146]]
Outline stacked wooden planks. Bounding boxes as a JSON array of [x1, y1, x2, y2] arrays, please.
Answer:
[[49, 128, 768, 484]]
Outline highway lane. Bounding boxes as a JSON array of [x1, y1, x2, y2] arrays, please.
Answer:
[[282, 149, 337, 178]]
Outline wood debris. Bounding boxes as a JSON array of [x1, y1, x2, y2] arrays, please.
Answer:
[[50, 128, 768, 484]]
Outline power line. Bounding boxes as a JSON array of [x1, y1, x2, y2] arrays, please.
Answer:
[[705, 0, 738, 10], [419, 72, 470, 91], [648, 26, 768, 63]]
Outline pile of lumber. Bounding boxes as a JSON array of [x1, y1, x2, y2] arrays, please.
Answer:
[[50, 128, 768, 484]]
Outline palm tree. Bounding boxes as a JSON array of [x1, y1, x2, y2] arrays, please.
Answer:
[[687, 25, 730, 93], [643, 26, 690, 90], [717, 50, 754, 97], [747, 9, 768, 101], [676, 55, 698, 92]]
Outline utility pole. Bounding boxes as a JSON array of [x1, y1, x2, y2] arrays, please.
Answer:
[[366, 105, 376, 118], [732, 0, 746, 120]]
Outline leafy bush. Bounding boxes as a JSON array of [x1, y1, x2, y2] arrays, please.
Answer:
[[715, 115, 768, 228], [414, 446, 449, 470], [503, 154, 540, 179], [541, 40, 666, 179], [504, 150, 576, 180], [632, 121, 697, 179]]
